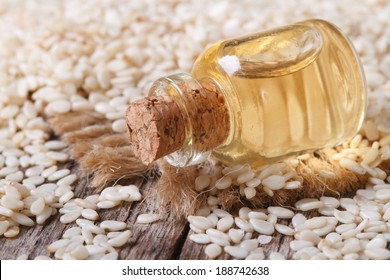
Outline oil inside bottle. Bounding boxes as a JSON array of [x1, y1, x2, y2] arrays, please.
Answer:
[[192, 19, 366, 167]]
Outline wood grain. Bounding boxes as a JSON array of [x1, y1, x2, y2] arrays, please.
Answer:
[[0, 165, 295, 260]]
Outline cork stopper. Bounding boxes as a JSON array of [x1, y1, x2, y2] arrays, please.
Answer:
[[126, 79, 230, 166], [126, 96, 186, 165]]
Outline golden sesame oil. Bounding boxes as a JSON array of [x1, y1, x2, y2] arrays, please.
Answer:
[[191, 19, 366, 167]]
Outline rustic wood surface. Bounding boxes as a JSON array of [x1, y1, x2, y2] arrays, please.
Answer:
[[1, 163, 307, 260]]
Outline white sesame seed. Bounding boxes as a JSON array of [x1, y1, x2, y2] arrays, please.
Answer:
[[237, 171, 255, 184], [275, 224, 295, 235], [63, 227, 82, 239], [0, 206, 14, 217], [44, 140, 67, 150], [258, 163, 286, 179], [195, 207, 211, 217], [104, 190, 129, 201], [0, 166, 19, 177], [292, 213, 307, 229], [246, 252, 265, 260], [243, 232, 253, 240], [11, 212, 34, 226], [257, 235, 272, 245], [322, 246, 342, 259], [187, 215, 213, 230], [215, 176, 232, 190], [360, 210, 381, 220], [0, 220, 10, 235], [247, 211, 267, 220], [83, 224, 105, 235], [290, 240, 314, 251], [364, 248, 390, 260], [94, 234, 109, 245], [60, 211, 81, 224], [224, 246, 248, 259], [333, 209, 356, 224], [81, 227, 93, 244], [304, 217, 328, 229], [16, 254, 28, 260], [47, 99, 71, 114], [30, 197, 45, 215], [244, 187, 256, 199], [195, 175, 210, 192], [320, 196, 340, 208], [48, 169, 70, 181], [55, 185, 72, 197], [240, 239, 258, 251], [267, 213, 278, 225], [70, 245, 89, 260], [41, 165, 58, 178], [267, 206, 294, 219], [205, 244, 222, 259], [339, 158, 366, 175], [217, 216, 234, 232], [366, 236, 387, 249], [74, 199, 97, 211], [269, 252, 285, 260], [249, 218, 274, 235], [234, 217, 254, 233], [206, 228, 230, 243], [107, 230, 132, 247], [228, 228, 245, 243], [112, 118, 127, 133], [296, 230, 321, 244], [81, 209, 99, 221], [313, 223, 336, 237], [206, 213, 218, 227], [262, 175, 286, 190], [100, 220, 127, 231], [318, 170, 337, 179], [48, 239, 71, 253], [295, 198, 324, 211], [376, 189, 390, 200], [36, 207, 53, 224], [5, 156, 19, 167], [246, 177, 261, 188], [46, 151, 69, 162], [1, 195, 23, 210], [263, 186, 274, 197], [101, 252, 119, 260], [284, 180, 301, 189], [3, 226, 20, 238], [85, 245, 106, 256], [59, 191, 74, 204], [97, 200, 120, 209], [189, 233, 211, 244]]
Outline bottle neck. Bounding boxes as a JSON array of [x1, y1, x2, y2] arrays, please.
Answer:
[[126, 73, 231, 167]]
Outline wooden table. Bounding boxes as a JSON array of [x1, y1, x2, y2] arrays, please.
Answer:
[[0, 163, 297, 260]]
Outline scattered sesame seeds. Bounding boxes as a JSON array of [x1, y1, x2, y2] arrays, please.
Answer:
[[2, 0, 390, 261]]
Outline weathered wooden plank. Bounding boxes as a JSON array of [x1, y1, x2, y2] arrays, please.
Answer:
[[0, 168, 190, 260], [179, 228, 293, 260], [114, 179, 189, 260], [0, 164, 301, 260], [0, 163, 94, 259], [179, 230, 230, 260]]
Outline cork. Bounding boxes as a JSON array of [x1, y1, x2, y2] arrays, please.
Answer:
[[126, 96, 186, 165], [186, 81, 230, 152], [126, 82, 230, 165]]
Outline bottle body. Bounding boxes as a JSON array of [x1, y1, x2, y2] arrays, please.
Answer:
[[131, 19, 367, 168], [190, 19, 366, 167]]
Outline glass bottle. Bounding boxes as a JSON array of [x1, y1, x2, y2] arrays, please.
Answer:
[[126, 19, 367, 168]]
